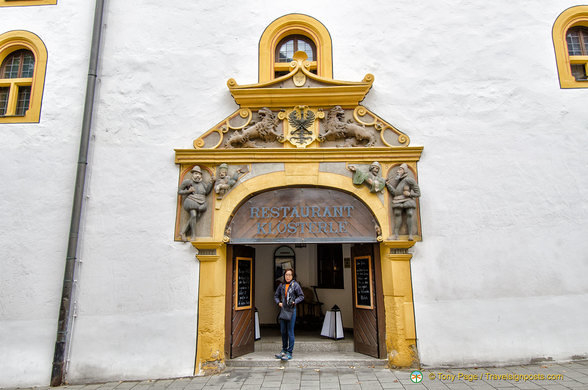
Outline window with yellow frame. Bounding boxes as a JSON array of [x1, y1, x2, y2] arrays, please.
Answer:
[[258, 14, 333, 82], [0, 0, 57, 6], [0, 31, 47, 123], [553, 6, 588, 88]]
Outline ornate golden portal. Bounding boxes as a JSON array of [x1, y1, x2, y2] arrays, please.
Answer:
[[174, 15, 423, 374]]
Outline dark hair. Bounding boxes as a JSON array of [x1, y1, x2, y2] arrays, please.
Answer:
[[284, 268, 295, 279]]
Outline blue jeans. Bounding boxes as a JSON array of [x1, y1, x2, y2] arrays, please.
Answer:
[[279, 308, 296, 353]]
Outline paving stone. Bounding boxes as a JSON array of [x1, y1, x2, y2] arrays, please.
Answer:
[[359, 381, 383, 389], [244, 378, 265, 385], [262, 381, 283, 387], [240, 386, 262, 390], [381, 384, 405, 390], [443, 384, 472, 390], [279, 384, 302, 390], [340, 385, 361, 390], [318, 383, 341, 389], [402, 384, 429, 390], [539, 385, 576, 390], [183, 384, 205, 390]]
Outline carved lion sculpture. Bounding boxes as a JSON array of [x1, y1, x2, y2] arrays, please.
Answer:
[[319, 106, 376, 147], [225, 108, 283, 148]]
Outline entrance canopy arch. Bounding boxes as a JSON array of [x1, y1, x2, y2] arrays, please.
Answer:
[[226, 186, 381, 244]]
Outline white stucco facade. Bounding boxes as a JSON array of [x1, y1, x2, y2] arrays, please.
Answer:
[[1, 0, 587, 387]]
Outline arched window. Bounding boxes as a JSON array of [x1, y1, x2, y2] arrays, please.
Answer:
[[566, 26, 588, 80], [258, 14, 332, 82], [274, 34, 317, 78], [0, 49, 35, 116], [553, 6, 588, 88], [276, 35, 316, 62], [0, 31, 47, 123]]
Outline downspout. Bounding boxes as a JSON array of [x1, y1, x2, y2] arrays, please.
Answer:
[[51, 0, 105, 386]]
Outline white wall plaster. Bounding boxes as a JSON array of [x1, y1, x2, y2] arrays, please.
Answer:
[[1, 0, 588, 387]]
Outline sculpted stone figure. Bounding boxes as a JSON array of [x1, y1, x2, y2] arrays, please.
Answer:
[[386, 163, 420, 240], [214, 163, 243, 199], [178, 165, 214, 240], [225, 107, 283, 148], [348, 161, 386, 193], [319, 106, 376, 147]]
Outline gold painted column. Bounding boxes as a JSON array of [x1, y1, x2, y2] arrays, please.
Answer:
[[192, 242, 227, 375], [379, 241, 418, 367]]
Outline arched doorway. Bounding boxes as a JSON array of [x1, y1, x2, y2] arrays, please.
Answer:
[[223, 187, 387, 359]]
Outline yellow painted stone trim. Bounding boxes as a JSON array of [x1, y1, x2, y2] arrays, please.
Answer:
[[190, 169, 420, 371], [192, 104, 411, 150], [0, 0, 56, 6], [379, 241, 418, 367], [176, 147, 424, 165], [258, 14, 332, 82], [553, 6, 588, 88], [193, 243, 227, 375], [228, 57, 373, 109], [0, 30, 47, 123]]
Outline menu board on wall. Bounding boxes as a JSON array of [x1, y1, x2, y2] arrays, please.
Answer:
[[235, 257, 252, 310], [354, 256, 373, 309]]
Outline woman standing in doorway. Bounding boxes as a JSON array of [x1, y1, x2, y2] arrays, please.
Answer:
[[274, 268, 304, 360]]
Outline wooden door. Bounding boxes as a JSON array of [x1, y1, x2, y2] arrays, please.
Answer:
[[229, 245, 255, 358], [351, 243, 385, 358]]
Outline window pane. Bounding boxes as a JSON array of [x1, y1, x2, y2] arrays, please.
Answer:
[[297, 40, 314, 61], [15, 86, 31, 116], [0, 87, 9, 115], [571, 64, 587, 80], [21, 52, 35, 78], [276, 35, 316, 63], [278, 40, 295, 62], [567, 27, 588, 56], [1, 50, 35, 79], [2, 54, 21, 78]]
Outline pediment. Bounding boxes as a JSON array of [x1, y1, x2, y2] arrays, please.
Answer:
[[227, 55, 374, 109]]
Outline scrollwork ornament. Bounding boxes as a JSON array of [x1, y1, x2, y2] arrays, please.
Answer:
[[398, 134, 409, 145], [353, 106, 377, 126], [363, 74, 375, 83]]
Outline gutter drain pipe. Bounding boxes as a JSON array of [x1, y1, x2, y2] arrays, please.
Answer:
[[51, 0, 105, 386]]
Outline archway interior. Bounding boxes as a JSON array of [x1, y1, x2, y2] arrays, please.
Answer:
[[255, 242, 354, 330]]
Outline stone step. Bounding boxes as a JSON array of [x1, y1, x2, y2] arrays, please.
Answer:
[[227, 351, 388, 368], [254, 337, 354, 352]]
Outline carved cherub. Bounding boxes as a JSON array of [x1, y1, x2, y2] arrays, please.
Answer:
[[214, 163, 245, 199], [348, 161, 386, 193]]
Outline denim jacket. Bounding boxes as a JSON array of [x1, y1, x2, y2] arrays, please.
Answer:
[[274, 280, 305, 314]]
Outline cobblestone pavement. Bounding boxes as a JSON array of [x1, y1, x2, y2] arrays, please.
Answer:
[[3, 360, 588, 390]]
